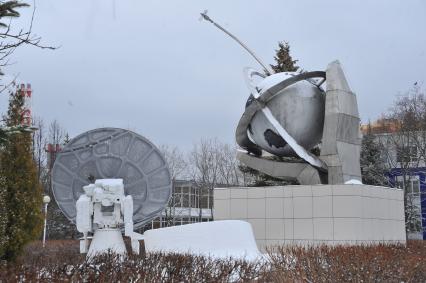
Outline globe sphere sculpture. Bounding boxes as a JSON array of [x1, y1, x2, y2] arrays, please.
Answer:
[[245, 72, 326, 157]]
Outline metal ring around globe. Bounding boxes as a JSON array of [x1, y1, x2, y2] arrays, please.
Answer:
[[51, 127, 172, 229], [236, 71, 327, 168], [243, 67, 266, 98]]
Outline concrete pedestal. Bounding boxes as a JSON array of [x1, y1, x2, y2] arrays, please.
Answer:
[[87, 228, 127, 257], [214, 185, 406, 250]]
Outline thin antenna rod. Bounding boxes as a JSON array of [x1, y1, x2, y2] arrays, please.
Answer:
[[200, 11, 274, 76]]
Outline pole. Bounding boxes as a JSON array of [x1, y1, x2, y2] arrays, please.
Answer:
[[42, 195, 50, 248], [200, 11, 275, 76], [43, 202, 48, 248]]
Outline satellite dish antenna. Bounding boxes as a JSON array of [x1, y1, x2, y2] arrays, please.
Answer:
[[51, 127, 172, 255]]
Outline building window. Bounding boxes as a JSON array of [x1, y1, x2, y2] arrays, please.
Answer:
[[173, 194, 182, 207], [396, 176, 421, 195], [191, 193, 198, 208], [200, 194, 208, 209], [145, 181, 215, 232], [409, 179, 420, 194], [182, 195, 189, 207]]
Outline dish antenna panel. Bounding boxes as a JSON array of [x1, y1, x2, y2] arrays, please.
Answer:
[[51, 127, 172, 255]]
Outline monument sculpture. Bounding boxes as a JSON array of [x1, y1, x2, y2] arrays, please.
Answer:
[[237, 62, 362, 185], [201, 11, 361, 185], [202, 12, 406, 247]]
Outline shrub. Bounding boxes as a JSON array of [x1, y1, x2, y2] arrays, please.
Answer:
[[1, 240, 425, 282]]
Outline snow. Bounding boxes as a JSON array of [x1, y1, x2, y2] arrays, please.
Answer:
[[237, 148, 249, 153], [257, 72, 295, 93], [344, 179, 363, 185], [164, 207, 212, 218], [262, 73, 290, 88], [87, 229, 127, 258], [95, 178, 123, 187], [144, 220, 261, 261], [93, 178, 124, 194], [257, 72, 321, 98]]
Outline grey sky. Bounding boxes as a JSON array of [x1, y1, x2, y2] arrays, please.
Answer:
[[1, 0, 425, 150]]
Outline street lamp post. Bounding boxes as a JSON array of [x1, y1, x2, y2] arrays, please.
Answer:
[[42, 195, 51, 248]]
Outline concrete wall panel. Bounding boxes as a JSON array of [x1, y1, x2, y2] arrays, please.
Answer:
[[214, 185, 406, 250], [266, 198, 284, 218]]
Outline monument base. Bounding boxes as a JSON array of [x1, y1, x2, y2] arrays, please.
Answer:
[[214, 185, 406, 251], [87, 228, 127, 257]]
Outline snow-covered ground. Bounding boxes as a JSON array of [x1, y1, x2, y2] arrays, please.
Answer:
[[344, 179, 363, 184], [144, 220, 261, 261]]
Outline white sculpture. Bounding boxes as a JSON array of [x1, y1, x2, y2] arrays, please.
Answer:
[[76, 178, 143, 256]]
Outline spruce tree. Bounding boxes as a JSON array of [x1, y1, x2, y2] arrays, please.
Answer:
[[0, 89, 43, 260], [64, 133, 70, 144], [0, 1, 29, 28], [360, 123, 387, 186], [270, 41, 299, 73]]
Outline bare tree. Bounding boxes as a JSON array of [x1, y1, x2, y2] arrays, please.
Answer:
[[159, 144, 188, 180], [376, 85, 426, 237], [189, 138, 221, 191], [48, 119, 65, 145], [43, 119, 65, 194], [42, 120, 78, 239], [158, 145, 189, 227], [217, 143, 243, 186], [189, 139, 243, 187], [0, 1, 56, 90], [31, 116, 46, 183], [189, 138, 243, 220], [150, 140, 244, 228]]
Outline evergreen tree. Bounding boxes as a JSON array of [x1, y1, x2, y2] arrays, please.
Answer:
[[360, 123, 387, 186], [270, 41, 299, 73], [0, 1, 28, 28], [0, 170, 7, 258], [64, 133, 70, 144], [0, 89, 43, 260]]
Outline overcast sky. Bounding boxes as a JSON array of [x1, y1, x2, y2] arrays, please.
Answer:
[[0, 0, 425, 150]]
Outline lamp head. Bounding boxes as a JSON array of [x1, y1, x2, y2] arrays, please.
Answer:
[[43, 195, 51, 204]]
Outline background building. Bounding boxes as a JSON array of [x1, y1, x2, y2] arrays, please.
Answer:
[[142, 180, 214, 232], [362, 119, 426, 240]]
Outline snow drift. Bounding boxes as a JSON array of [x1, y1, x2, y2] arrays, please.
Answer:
[[144, 220, 261, 261]]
